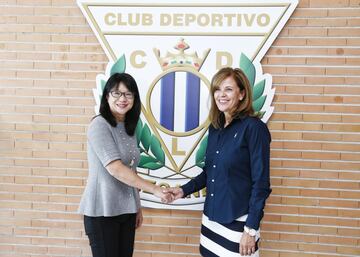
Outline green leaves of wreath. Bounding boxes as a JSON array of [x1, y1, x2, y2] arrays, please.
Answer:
[[135, 119, 165, 170], [195, 53, 268, 168], [195, 135, 208, 168], [239, 53, 267, 118]]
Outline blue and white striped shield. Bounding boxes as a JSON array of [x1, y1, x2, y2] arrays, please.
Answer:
[[150, 70, 210, 134]]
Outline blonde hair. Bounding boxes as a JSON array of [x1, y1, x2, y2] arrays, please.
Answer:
[[209, 67, 255, 129]]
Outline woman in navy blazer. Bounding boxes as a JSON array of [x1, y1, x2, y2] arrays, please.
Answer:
[[167, 67, 271, 257]]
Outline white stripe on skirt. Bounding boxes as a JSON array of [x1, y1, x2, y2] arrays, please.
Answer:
[[200, 214, 260, 257]]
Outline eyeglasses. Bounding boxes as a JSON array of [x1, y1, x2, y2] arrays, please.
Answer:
[[110, 91, 134, 100]]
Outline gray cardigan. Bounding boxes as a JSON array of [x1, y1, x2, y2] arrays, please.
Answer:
[[78, 116, 140, 217]]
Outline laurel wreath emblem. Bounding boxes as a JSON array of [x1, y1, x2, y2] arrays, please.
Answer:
[[95, 53, 271, 171], [195, 53, 270, 168]]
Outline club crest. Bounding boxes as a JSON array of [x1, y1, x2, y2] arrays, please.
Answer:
[[78, 0, 298, 209]]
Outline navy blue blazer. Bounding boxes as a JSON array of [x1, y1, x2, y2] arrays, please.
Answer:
[[181, 116, 271, 229]]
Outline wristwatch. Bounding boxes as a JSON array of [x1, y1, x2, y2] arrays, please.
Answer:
[[244, 226, 256, 237]]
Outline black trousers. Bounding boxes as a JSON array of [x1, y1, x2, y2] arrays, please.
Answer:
[[84, 213, 136, 257]]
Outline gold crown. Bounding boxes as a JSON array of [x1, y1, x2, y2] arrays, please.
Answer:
[[153, 38, 210, 71]]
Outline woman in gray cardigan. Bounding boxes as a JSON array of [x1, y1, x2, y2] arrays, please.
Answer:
[[79, 73, 172, 257]]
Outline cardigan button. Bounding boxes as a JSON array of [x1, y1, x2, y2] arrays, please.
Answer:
[[211, 179, 214, 182], [210, 193, 214, 197], [216, 150, 219, 154], [213, 165, 216, 168]]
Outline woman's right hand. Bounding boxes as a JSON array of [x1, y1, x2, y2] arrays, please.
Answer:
[[164, 187, 184, 201], [153, 186, 174, 203]]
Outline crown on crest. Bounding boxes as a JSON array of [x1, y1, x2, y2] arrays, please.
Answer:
[[153, 38, 210, 71]]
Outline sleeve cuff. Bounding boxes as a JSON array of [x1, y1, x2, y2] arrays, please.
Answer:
[[245, 216, 261, 230], [180, 181, 194, 198]]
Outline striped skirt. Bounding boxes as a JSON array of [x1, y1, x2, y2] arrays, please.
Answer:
[[200, 214, 260, 257]]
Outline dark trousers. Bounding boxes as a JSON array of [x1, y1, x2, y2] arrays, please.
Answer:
[[84, 213, 136, 257]]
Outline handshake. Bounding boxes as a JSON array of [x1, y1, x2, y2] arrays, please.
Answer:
[[153, 186, 184, 204]]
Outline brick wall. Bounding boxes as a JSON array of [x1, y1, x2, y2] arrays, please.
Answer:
[[0, 0, 359, 256]]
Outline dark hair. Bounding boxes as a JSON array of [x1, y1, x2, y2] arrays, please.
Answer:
[[209, 67, 256, 129], [99, 73, 141, 136]]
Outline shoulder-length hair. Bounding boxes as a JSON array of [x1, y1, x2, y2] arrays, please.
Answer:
[[209, 67, 256, 129], [99, 73, 141, 136]]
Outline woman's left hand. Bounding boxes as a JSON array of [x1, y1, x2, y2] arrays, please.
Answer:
[[239, 232, 256, 256], [135, 209, 143, 229]]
